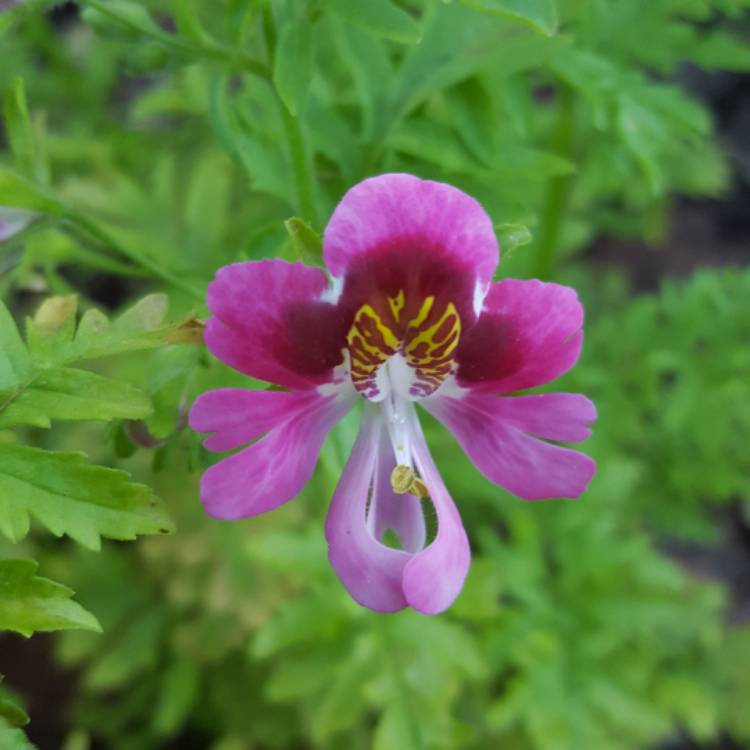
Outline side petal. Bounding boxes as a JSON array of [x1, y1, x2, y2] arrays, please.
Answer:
[[206, 260, 347, 390], [368, 428, 426, 554], [189, 388, 327, 452], [401, 412, 471, 616], [422, 393, 596, 501], [325, 407, 411, 613], [323, 173, 499, 290], [456, 279, 584, 394], [0, 207, 37, 242], [487, 393, 597, 442], [200, 392, 354, 520]]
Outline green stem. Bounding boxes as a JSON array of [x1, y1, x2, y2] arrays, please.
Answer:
[[280, 106, 319, 226], [531, 83, 576, 281], [86, 0, 269, 79], [262, 7, 319, 227]]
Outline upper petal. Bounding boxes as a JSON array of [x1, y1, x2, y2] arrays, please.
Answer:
[[205, 260, 348, 390], [455, 279, 584, 394], [189, 388, 318, 452], [323, 173, 499, 290], [325, 406, 411, 613], [199, 391, 354, 520], [401, 411, 471, 615], [422, 392, 596, 501]]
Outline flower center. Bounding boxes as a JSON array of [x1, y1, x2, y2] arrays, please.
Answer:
[[346, 290, 461, 401]]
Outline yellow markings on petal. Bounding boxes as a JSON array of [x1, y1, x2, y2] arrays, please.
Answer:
[[347, 304, 400, 395], [387, 289, 405, 322], [407, 295, 435, 329], [346, 292, 462, 399], [405, 301, 461, 363], [390, 465, 429, 499]]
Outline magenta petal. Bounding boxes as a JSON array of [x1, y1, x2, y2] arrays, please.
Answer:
[[325, 407, 410, 613], [206, 260, 343, 390], [323, 173, 499, 289], [189, 389, 318, 451], [422, 393, 596, 501], [401, 413, 471, 615], [368, 428, 426, 554], [200, 393, 353, 520], [456, 279, 584, 394], [486, 393, 597, 442]]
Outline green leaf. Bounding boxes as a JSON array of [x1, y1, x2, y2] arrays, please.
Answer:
[[374, 703, 421, 750], [3, 78, 35, 179], [0, 559, 101, 637], [284, 217, 322, 263], [496, 223, 533, 253], [0, 445, 175, 549], [151, 657, 200, 736], [0, 169, 64, 216], [0, 721, 35, 750], [326, 0, 422, 44], [458, 0, 558, 35], [82, 0, 164, 39], [0, 679, 28, 730], [0, 702, 28, 730], [0, 368, 152, 430], [273, 19, 314, 116], [0, 301, 30, 394]]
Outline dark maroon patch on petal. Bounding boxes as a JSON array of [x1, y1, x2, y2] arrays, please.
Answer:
[[278, 300, 351, 378], [339, 245, 477, 332], [455, 314, 526, 385]]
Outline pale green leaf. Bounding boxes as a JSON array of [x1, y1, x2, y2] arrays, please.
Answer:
[[0, 559, 101, 637], [284, 217, 322, 263], [459, 0, 558, 35], [496, 223, 533, 253], [0, 445, 175, 549], [326, 0, 422, 44], [274, 20, 314, 115]]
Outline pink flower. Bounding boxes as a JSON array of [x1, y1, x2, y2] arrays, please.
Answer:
[[190, 174, 596, 615]]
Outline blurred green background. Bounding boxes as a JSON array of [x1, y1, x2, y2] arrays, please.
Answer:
[[1, 1, 749, 748]]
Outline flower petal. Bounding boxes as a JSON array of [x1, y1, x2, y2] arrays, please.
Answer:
[[456, 279, 584, 394], [422, 393, 596, 501], [368, 428, 426, 554], [189, 388, 328, 452], [401, 412, 471, 615], [0, 207, 36, 242], [325, 407, 410, 613], [324, 173, 499, 290], [485, 393, 597, 442], [200, 392, 354, 520], [206, 260, 347, 390]]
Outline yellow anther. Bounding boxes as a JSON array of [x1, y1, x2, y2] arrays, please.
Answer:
[[390, 465, 429, 499]]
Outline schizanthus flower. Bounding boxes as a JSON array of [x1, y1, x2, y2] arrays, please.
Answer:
[[190, 174, 596, 615]]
